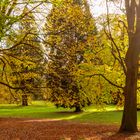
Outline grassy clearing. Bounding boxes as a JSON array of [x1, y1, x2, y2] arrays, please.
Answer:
[[2, 101, 140, 125], [0, 101, 123, 125]]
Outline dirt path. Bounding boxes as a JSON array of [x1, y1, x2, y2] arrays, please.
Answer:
[[0, 118, 139, 140]]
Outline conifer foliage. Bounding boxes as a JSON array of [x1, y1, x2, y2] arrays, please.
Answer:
[[44, 0, 95, 111]]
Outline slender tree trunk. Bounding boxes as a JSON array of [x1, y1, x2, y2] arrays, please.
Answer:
[[119, 38, 139, 132], [75, 106, 82, 112], [22, 94, 28, 106]]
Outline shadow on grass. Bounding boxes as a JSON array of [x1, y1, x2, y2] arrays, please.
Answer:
[[0, 104, 124, 125], [0, 108, 123, 124], [67, 110, 123, 125], [25, 110, 122, 125], [55, 110, 83, 114]]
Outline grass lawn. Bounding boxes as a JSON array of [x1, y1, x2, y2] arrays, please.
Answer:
[[0, 101, 139, 125], [0, 101, 122, 125]]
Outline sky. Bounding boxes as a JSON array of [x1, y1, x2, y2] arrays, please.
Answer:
[[25, 0, 125, 31], [89, 0, 124, 17], [89, 0, 106, 17]]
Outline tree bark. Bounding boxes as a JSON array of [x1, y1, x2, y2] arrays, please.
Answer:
[[119, 37, 139, 132], [75, 106, 82, 112], [22, 94, 28, 106], [119, 0, 140, 132], [104, 0, 140, 133]]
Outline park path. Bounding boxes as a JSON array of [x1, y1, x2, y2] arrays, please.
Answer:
[[0, 118, 139, 140]]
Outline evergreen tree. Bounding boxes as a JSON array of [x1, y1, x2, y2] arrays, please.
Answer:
[[44, 0, 95, 111]]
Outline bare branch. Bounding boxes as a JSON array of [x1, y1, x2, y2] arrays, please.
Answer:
[[82, 73, 124, 89], [0, 81, 24, 90]]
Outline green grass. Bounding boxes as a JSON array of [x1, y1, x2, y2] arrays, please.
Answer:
[[0, 101, 138, 125], [0, 101, 122, 124]]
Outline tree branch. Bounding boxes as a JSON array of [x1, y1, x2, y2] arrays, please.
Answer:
[[82, 73, 124, 89]]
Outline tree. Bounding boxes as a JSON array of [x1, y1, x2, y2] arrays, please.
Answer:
[[0, 0, 48, 92], [71, 9, 130, 109], [8, 6, 45, 105], [119, 0, 140, 132], [102, 0, 140, 132], [44, 0, 95, 111], [0, 0, 48, 103]]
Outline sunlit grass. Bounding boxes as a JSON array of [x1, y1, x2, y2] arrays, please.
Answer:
[[0, 101, 140, 125]]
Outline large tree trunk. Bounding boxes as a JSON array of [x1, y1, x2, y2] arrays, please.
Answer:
[[119, 37, 139, 132], [119, 0, 140, 133]]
